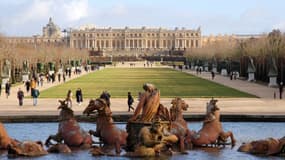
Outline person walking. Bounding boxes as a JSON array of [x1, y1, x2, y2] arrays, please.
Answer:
[[17, 88, 24, 106], [58, 73, 61, 82], [127, 92, 134, 112], [30, 78, 36, 96], [63, 73, 66, 82], [25, 80, 30, 93], [279, 82, 283, 99], [5, 81, 11, 99], [75, 88, 83, 105], [40, 76, 44, 87], [66, 90, 73, 108], [211, 71, 215, 80], [32, 88, 40, 106]]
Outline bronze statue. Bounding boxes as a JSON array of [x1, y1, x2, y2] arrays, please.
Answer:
[[189, 99, 236, 148], [45, 100, 92, 149], [131, 120, 178, 157], [129, 83, 160, 122], [83, 92, 128, 155], [238, 137, 285, 156]]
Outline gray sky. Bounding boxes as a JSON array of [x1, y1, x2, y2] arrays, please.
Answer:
[[0, 0, 284, 36]]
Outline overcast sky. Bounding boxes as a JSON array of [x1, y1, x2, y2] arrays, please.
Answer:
[[0, 0, 284, 36]]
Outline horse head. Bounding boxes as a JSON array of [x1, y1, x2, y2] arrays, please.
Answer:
[[170, 97, 189, 121], [99, 91, 111, 107], [58, 100, 74, 121], [209, 99, 219, 112], [83, 98, 109, 116]]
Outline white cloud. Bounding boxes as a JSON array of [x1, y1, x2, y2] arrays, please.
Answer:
[[62, 0, 89, 22], [273, 22, 285, 32], [11, 0, 53, 25]]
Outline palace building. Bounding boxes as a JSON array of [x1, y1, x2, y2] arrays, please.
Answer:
[[4, 18, 267, 53], [5, 18, 64, 46], [5, 18, 202, 52], [70, 26, 202, 51]]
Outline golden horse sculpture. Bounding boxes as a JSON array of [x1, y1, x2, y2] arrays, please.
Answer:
[[83, 92, 128, 155], [189, 99, 236, 148], [238, 136, 285, 156], [155, 98, 192, 152]]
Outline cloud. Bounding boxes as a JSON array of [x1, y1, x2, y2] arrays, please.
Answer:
[[61, 0, 89, 22], [11, 0, 53, 25], [273, 22, 285, 32]]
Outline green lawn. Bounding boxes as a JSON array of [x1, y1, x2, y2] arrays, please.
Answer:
[[40, 68, 256, 98]]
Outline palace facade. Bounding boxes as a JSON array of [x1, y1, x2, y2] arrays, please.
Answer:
[[4, 18, 202, 51], [5, 18, 64, 46], [4, 18, 264, 52], [70, 26, 202, 51]]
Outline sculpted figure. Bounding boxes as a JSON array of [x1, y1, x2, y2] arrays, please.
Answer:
[[155, 98, 192, 152], [0, 123, 19, 149], [2, 59, 11, 78], [45, 100, 92, 149], [0, 123, 47, 157], [189, 99, 236, 148], [22, 60, 29, 74], [129, 83, 160, 122], [238, 137, 285, 156], [83, 92, 128, 155], [47, 143, 71, 153], [8, 141, 48, 157], [133, 120, 178, 157]]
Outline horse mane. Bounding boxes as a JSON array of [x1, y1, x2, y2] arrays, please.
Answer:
[[58, 100, 74, 121], [170, 97, 183, 121], [155, 104, 170, 121]]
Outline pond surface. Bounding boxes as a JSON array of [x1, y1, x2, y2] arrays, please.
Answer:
[[1, 122, 285, 160]]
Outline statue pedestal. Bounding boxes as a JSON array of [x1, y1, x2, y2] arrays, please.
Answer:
[[268, 77, 278, 87], [204, 67, 208, 72], [22, 74, 29, 82], [48, 71, 55, 75], [58, 68, 63, 74], [221, 69, 227, 76], [1, 78, 9, 88], [248, 73, 255, 81], [212, 67, 217, 73]]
